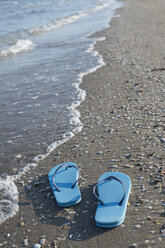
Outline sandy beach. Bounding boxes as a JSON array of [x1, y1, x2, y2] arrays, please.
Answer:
[[1, 0, 165, 247]]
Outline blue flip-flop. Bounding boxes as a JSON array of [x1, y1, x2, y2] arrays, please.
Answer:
[[93, 171, 131, 228], [48, 162, 82, 207]]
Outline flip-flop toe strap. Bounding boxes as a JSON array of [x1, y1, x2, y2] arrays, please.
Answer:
[[53, 164, 80, 192], [93, 175, 126, 206]]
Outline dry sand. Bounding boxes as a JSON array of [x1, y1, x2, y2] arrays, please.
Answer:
[[1, 0, 165, 247]]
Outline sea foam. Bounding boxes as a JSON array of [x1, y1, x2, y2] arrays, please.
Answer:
[[0, 175, 19, 224], [28, 3, 109, 35], [28, 12, 86, 35], [0, 39, 36, 57]]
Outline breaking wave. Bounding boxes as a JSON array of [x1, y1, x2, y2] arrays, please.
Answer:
[[0, 39, 36, 57], [28, 3, 109, 35]]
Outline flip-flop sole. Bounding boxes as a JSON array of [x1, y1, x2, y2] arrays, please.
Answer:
[[94, 171, 131, 228], [48, 162, 81, 207], [96, 216, 124, 228], [56, 197, 82, 207]]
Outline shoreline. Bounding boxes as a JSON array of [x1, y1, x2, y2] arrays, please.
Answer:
[[0, 0, 121, 225], [1, 0, 165, 247]]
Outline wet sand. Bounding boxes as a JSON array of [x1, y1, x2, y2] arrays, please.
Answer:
[[1, 0, 165, 247]]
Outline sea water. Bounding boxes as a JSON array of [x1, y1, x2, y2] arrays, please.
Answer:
[[0, 0, 123, 224]]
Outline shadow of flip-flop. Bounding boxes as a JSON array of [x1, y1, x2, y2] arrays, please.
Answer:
[[67, 184, 113, 241], [25, 174, 70, 226]]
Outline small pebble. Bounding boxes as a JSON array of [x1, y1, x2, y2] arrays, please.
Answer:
[[125, 153, 131, 158], [69, 234, 73, 239], [26, 185, 32, 190], [22, 238, 28, 247], [96, 151, 102, 155], [53, 241, 58, 248], [20, 221, 25, 227], [160, 225, 165, 234], [123, 164, 132, 168], [147, 206, 152, 210], [109, 164, 118, 169], [134, 224, 141, 229], [129, 243, 137, 248], [39, 237, 46, 245], [33, 244, 41, 248], [137, 177, 144, 181], [15, 154, 22, 159]]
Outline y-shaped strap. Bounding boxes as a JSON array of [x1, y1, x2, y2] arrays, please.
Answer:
[[93, 176, 126, 206], [53, 164, 80, 192]]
